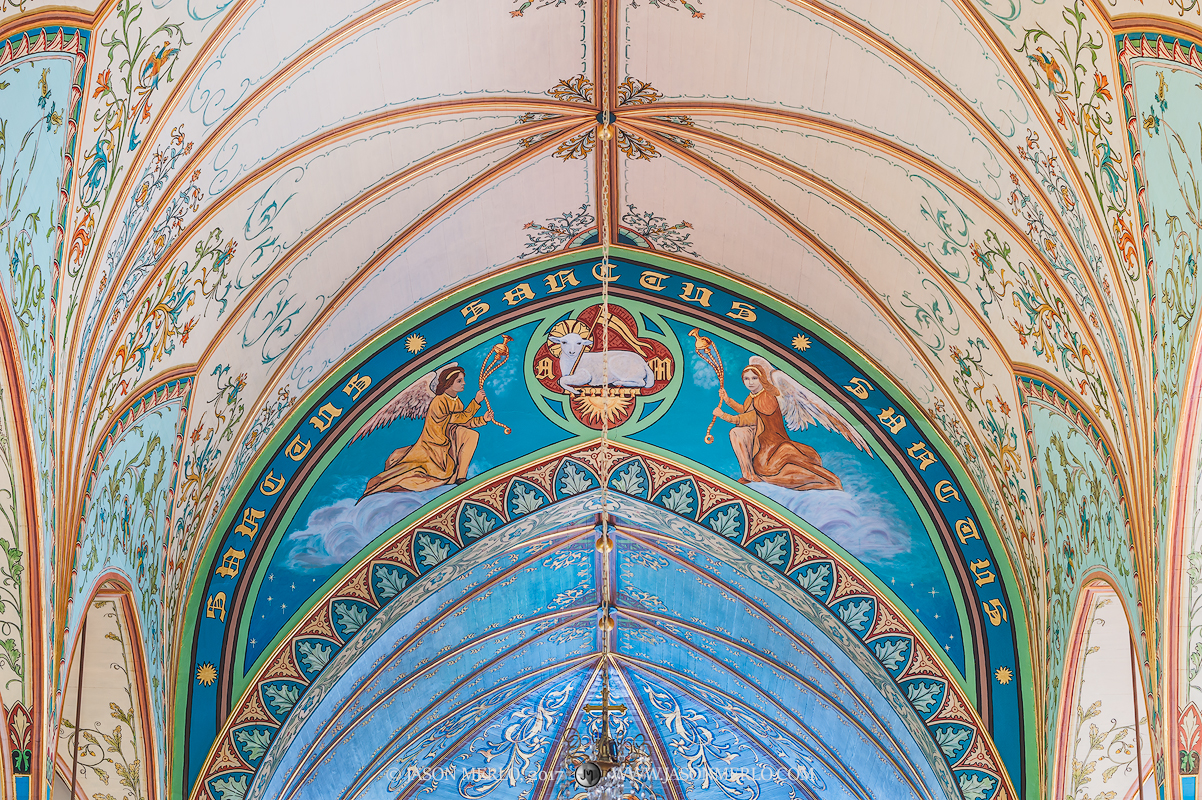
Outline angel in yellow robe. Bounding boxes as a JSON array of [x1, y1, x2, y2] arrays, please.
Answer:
[[356, 365, 493, 497]]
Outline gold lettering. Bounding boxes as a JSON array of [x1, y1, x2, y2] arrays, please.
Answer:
[[983, 599, 1008, 626], [503, 283, 536, 306], [726, 301, 757, 322], [460, 300, 490, 325], [342, 373, 371, 402], [543, 269, 580, 294], [679, 282, 713, 307], [206, 592, 227, 622], [639, 271, 669, 291], [260, 470, 286, 496], [935, 480, 960, 503], [906, 441, 938, 471], [535, 356, 555, 381], [309, 402, 343, 433], [234, 507, 266, 540], [956, 518, 981, 545], [969, 559, 995, 587], [877, 407, 907, 434], [285, 434, 311, 462], [592, 262, 619, 281], [215, 548, 247, 580], [844, 377, 874, 399], [648, 357, 673, 382]]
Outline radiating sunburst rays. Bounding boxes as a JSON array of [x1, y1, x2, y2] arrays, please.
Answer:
[[196, 663, 218, 686]]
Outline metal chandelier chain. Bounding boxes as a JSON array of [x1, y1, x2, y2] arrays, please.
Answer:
[[598, 0, 613, 657]]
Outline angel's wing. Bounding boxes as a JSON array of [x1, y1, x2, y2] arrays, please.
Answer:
[[350, 363, 454, 443], [749, 356, 872, 456]]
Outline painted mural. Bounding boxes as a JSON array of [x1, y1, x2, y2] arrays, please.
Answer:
[[175, 255, 1027, 800]]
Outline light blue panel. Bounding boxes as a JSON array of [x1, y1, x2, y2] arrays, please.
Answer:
[[77, 398, 185, 766], [259, 536, 599, 800]]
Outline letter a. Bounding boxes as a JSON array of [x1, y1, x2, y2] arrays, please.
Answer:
[[206, 592, 227, 622]]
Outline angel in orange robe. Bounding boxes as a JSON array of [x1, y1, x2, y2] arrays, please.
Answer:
[[714, 359, 871, 490], [355, 364, 493, 498]]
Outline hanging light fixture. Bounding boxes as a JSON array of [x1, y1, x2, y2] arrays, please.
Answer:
[[562, 662, 653, 800]]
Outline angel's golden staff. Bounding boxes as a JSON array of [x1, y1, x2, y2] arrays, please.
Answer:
[[479, 335, 513, 434], [689, 328, 724, 444]]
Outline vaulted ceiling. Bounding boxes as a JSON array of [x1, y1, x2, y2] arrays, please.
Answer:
[[1, 0, 1202, 799]]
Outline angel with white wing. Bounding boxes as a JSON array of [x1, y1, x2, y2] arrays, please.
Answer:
[[355, 363, 493, 498], [713, 356, 871, 491]]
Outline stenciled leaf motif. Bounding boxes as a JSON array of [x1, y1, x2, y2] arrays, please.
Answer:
[[234, 728, 272, 762], [462, 506, 496, 540], [611, 462, 646, 495], [837, 600, 872, 633], [641, 682, 759, 800], [617, 77, 663, 106], [510, 484, 545, 515], [547, 74, 593, 104], [375, 565, 408, 600], [707, 507, 741, 539], [263, 684, 300, 716], [211, 774, 249, 800], [797, 564, 831, 596], [754, 533, 787, 565], [334, 602, 369, 636], [906, 681, 941, 714], [659, 484, 694, 515], [873, 639, 909, 671], [417, 533, 450, 567], [933, 726, 971, 758], [296, 640, 333, 674], [560, 463, 593, 496], [957, 773, 995, 800]]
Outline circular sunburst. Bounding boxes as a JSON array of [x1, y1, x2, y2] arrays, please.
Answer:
[[196, 663, 218, 686], [791, 334, 811, 352], [994, 666, 1013, 685], [405, 333, 426, 354]]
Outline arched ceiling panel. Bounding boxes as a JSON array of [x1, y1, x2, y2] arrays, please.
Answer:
[[1053, 583, 1154, 800], [242, 499, 976, 800], [260, 151, 596, 397], [62, 0, 594, 469], [668, 114, 1133, 404], [1022, 391, 1138, 773], [76, 114, 536, 453], [621, 0, 1009, 200]]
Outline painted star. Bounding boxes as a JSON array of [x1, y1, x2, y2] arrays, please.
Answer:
[[406, 333, 427, 354], [791, 334, 811, 352], [995, 666, 1013, 685], [196, 663, 218, 686]]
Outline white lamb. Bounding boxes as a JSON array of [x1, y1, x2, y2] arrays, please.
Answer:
[[549, 333, 656, 395]]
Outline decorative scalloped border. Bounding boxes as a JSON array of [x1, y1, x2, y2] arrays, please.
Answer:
[[193, 442, 1014, 800]]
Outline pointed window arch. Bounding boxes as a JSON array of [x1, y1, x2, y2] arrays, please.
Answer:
[[1054, 581, 1154, 800], [55, 581, 157, 800]]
